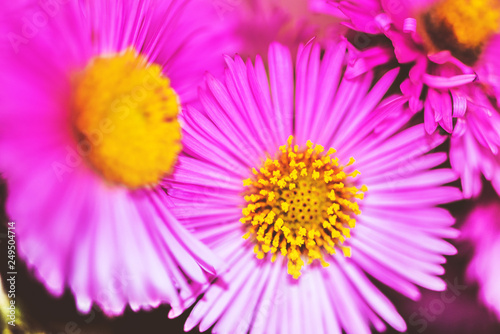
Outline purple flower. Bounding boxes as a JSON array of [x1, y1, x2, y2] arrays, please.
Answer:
[[0, 0, 231, 316], [314, 0, 500, 198], [166, 41, 462, 333], [462, 199, 500, 320]]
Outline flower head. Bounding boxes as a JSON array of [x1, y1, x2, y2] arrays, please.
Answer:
[[315, 0, 500, 198], [0, 0, 230, 316], [167, 41, 462, 333], [220, 0, 346, 60]]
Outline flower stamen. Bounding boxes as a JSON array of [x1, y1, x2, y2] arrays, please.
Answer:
[[420, 0, 500, 65], [241, 136, 366, 279], [72, 48, 181, 189]]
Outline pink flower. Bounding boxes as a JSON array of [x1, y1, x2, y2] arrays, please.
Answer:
[[0, 0, 231, 316], [462, 199, 500, 320], [218, 0, 346, 60], [167, 41, 462, 333], [315, 0, 500, 198]]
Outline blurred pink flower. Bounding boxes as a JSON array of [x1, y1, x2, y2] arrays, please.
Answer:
[[166, 41, 462, 333], [315, 0, 500, 198], [0, 0, 230, 317], [218, 0, 346, 60], [463, 199, 500, 320]]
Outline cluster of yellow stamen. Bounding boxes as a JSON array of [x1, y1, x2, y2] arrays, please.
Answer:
[[241, 136, 367, 279], [420, 0, 500, 64], [72, 48, 181, 189], [432, 0, 500, 48]]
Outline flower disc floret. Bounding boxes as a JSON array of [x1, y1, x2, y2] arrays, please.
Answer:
[[241, 136, 366, 278], [72, 48, 181, 189]]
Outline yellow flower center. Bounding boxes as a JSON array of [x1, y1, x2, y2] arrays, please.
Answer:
[[420, 0, 500, 65], [241, 136, 366, 279], [71, 48, 181, 189]]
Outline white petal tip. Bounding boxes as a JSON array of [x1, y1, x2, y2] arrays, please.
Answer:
[[184, 316, 198, 332], [168, 306, 184, 319]]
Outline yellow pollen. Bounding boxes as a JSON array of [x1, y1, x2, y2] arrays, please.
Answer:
[[241, 136, 367, 279], [434, 0, 499, 47], [71, 48, 181, 188], [421, 0, 500, 64]]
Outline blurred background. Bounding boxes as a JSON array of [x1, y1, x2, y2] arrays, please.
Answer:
[[1, 178, 500, 334]]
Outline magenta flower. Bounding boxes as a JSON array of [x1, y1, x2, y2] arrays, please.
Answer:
[[221, 0, 346, 60], [166, 41, 462, 333], [462, 199, 500, 320], [0, 0, 230, 316], [315, 0, 500, 198]]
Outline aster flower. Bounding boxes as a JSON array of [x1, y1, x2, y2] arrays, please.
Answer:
[[0, 0, 230, 316], [166, 41, 462, 333], [462, 198, 500, 320], [314, 0, 500, 198], [220, 0, 346, 60]]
